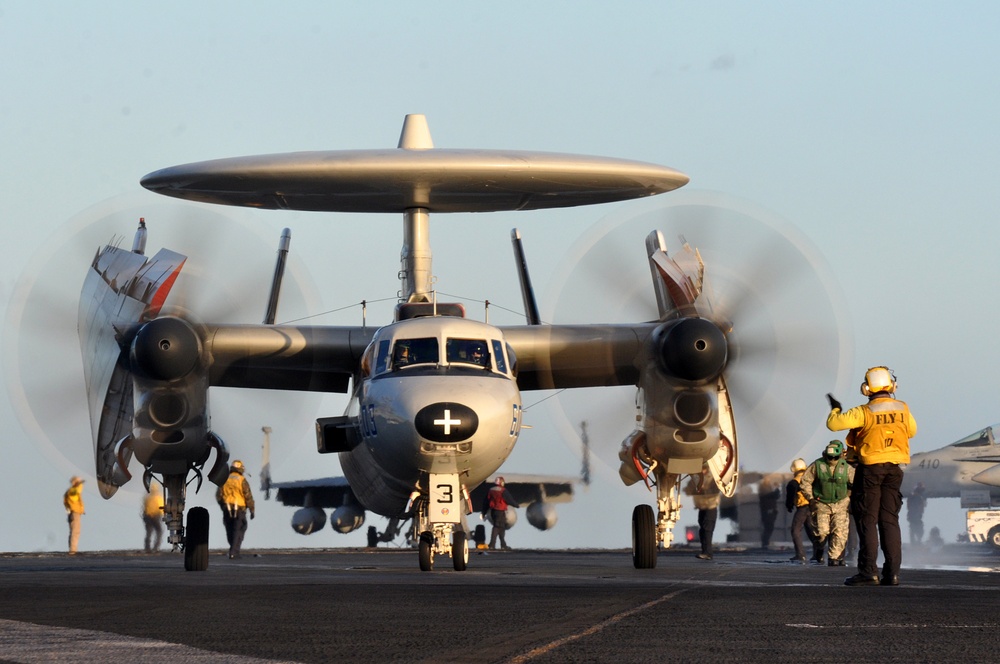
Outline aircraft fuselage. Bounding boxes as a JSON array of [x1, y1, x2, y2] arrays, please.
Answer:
[[339, 316, 521, 517]]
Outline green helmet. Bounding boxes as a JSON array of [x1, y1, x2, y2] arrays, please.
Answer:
[[824, 440, 845, 459]]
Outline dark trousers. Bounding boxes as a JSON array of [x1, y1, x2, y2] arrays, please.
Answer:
[[854, 463, 904, 578], [222, 508, 248, 557], [698, 507, 718, 555], [760, 506, 778, 547], [790, 506, 810, 559], [488, 509, 509, 548]]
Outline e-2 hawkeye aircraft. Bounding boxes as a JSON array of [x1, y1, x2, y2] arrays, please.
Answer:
[[80, 114, 842, 571]]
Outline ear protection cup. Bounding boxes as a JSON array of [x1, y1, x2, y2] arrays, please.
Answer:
[[861, 366, 897, 396]]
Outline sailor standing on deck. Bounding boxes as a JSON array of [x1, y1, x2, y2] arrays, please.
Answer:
[[480, 477, 519, 550], [216, 460, 255, 559], [827, 366, 917, 587], [63, 476, 85, 555]]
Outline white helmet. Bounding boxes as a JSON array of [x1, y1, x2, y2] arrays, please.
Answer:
[[790, 458, 807, 473], [861, 366, 896, 396]]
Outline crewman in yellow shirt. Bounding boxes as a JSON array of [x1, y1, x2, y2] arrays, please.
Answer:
[[827, 366, 917, 587], [63, 476, 85, 554]]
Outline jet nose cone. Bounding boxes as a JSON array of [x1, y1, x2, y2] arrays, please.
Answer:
[[415, 403, 479, 442], [973, 464, 1000, 488]]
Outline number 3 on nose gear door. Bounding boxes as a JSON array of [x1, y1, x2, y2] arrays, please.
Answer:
[[429, 474, 461, 523]]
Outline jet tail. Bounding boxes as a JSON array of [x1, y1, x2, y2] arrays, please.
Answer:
[[263, 229, 291, 324], [510, 228, 541, 325], [646, 230, 704, 318]]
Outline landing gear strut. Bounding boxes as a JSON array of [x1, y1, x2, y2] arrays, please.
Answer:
[[412, 472, 470, 572], [160, 471, 212, 571]]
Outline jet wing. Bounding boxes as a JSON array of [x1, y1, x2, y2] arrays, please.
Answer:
[[207, 322, 651, 394], [501, 324, 655, 391], [471, 474, 577, 508], [203, 324, 376, 393], [266, 476, 355, 509]]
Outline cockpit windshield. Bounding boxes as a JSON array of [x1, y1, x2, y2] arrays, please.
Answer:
[[392, 337, 439, 369], [380, 334, 508, 376], [951, 424, 998, 448], [447, 338, 491, 369]]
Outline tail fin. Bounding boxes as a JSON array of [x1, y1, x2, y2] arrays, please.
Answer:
[[510, 229, 541, 325], [645, 230, 704, 319]]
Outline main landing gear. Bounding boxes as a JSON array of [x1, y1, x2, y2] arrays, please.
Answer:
[[159, 471, 212, 572], [631, 473, 682, 569]]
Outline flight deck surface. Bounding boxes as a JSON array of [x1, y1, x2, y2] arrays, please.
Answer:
[[0, 546, 997, 663]]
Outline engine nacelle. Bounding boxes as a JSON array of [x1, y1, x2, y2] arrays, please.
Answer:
[[652, 317, 727, 383], [526, 502, 558, 531], [330, 504, 366, 534], [129, 316, 213, 477], [291, 507, 327, 535]]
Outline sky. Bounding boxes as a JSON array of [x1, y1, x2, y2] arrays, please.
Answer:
[[2, 2, 999, 554]]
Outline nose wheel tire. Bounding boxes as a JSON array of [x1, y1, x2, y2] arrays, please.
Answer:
[[632, 504, 657, 569], [184, 506, 210, 572], [418, 532, 434, 571], [452, 531, 469, 571]]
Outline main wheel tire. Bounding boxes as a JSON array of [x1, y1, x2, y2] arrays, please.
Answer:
[[632, 504, 657, 569], [452, 531, 469, 571], [987, 525, 1000, 551], [418, 532, 434, 571], [184, 507, 210, 572], [473, 524, 486, 546]]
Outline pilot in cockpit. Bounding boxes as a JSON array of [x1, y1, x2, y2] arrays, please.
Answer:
[[393, 344, 411, 368], [469, 343, 489, 369]]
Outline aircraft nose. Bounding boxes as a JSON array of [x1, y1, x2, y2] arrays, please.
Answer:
[[414, 402, 479, 442], [973, 465, 1000, 487]]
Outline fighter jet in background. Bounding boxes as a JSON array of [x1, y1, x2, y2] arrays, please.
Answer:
[[903, 423, 1000, 507], [259, 425, 580, 546]]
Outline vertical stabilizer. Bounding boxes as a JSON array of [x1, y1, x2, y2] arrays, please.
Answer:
[[510, 228, 541, 325], [646, 230, 702, 318], [263, 228, 291, 324]]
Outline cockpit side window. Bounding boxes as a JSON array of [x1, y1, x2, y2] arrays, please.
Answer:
[[491, 339, 507, 374], [447, 338, 491, 369], [506, 342, 518, 378], [392, 337, 439, 370], [374, 339, 392, 375]]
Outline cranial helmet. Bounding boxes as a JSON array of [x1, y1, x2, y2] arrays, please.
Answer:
[[861, 366, 897, 396], [231, 460, 245, 474], [790, 458, 807, 473], [824, 440, 845, 459], [495, 477, 505, 486]]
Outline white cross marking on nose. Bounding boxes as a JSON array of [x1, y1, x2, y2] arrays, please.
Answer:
[[434, 409, 462, 435]]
